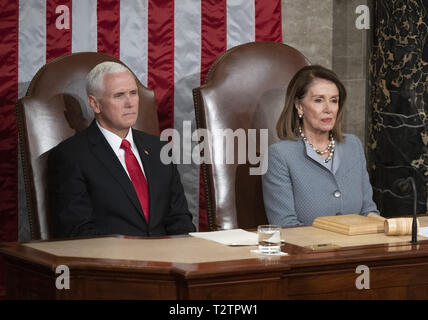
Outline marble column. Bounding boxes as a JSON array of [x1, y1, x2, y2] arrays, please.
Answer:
[[368, 0, 428, 217]]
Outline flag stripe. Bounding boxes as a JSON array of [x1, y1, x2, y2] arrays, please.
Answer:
[[46, 0, 72, 62], [200, 0, 227, 84], [120, 0, 149, 86], [148, 0, 175, 131], [173, 0, 202, 230], [0, 0, 19, 297], [72, 0, 97, 52], [0, 0, 19, 239], [226, 0, 255, 49], [18, 0, 46, 96], [255, 0, 282, 42], [97, 0, 121, 58]]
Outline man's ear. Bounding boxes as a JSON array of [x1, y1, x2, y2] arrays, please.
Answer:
[[88, 95, 101, 115]]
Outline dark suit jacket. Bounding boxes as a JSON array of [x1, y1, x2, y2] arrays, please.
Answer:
[[48, 120, 196, 238]]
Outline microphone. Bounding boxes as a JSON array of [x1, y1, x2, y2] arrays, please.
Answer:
[[393, 177, 418, 244]]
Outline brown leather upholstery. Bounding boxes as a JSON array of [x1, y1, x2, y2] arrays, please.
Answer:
[[16, 52, 159, 240], [193, 41, 309, 231]]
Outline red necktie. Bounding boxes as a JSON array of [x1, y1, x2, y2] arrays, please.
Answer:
[[120, 139, 149, 222]]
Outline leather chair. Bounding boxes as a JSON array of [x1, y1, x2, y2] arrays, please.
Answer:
[[193, 41, 309, 231], [16, 52, 159, 240]]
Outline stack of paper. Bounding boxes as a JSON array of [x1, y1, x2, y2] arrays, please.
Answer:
[[189, 229, 258, 246]]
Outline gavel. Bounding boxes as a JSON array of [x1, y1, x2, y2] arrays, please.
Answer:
[[368, 213, 419, 236]]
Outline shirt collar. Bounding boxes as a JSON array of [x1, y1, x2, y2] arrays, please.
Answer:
[[96, 121, 136, 154]]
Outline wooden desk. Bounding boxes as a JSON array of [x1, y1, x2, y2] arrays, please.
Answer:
[[2, 217, 428, 300]]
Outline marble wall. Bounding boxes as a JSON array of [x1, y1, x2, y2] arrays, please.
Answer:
[[368, 0, 428, 217]]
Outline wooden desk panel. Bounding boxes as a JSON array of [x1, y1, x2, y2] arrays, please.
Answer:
[[2, 218, 428, 300]]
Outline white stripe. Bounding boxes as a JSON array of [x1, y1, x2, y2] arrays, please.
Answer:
[[226, 0, 255, 49], [18, 0, 46, 97], [174, 0, 202, 229], [72, 0, 97, 53], [120, 0, 149, 86]]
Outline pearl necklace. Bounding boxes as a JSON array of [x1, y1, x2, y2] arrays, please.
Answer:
[[299, 126, 335, 163]]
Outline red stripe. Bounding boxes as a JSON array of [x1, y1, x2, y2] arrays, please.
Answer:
[[46, 0, 72, 62], [199, 0, 227, 231], [200, 0, 227, 84], [0, 0, 19, 298], [147, 0, 175, 131], [254, 0, 282, 42], [97, 0, 120, 59]]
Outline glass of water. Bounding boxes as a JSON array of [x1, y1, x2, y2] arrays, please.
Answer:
[[257, 225, 281, 254]]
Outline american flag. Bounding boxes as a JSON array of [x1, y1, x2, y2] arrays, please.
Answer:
[[0, 0, 282, 258]]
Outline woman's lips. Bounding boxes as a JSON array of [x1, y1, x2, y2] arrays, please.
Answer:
[[321, 118, 332, 123]]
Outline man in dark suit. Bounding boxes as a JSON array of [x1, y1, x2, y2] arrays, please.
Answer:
[[48, 62, 196, 238]]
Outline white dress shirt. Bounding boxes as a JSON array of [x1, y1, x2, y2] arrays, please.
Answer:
[[96, 121, 146, 178]]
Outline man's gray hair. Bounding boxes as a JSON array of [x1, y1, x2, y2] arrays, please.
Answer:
[[86, 61, 133, 98]]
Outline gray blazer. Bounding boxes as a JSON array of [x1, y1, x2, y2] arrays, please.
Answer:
[[262, 134, 379, 226]]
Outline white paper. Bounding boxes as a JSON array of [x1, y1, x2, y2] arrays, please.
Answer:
[[189, 229, 258, 246], [418, 226, 428, 238], [250, 249, 288, 256]]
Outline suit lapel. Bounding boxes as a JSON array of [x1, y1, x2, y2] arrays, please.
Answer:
[[86, 121, 145, 220], [332, 140, 341, 175]]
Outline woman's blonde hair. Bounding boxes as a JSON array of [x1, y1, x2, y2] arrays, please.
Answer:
[[276, 65, 347, 142]]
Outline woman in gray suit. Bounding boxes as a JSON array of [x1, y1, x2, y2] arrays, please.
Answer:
[[262, 65, 379, 227]]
